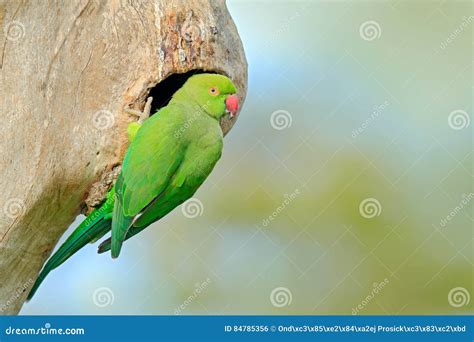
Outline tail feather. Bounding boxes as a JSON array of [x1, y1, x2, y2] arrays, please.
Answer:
[[27, 208, 112, 300], [110, 196, 133, 258], [97, 224, 146, 254], [97, 237, 111, 254]]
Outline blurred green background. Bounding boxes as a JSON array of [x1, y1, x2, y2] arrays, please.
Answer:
[[23, 0, 472, 315]]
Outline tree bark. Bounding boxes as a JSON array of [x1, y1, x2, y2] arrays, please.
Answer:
[[0, 0, 247, 315]]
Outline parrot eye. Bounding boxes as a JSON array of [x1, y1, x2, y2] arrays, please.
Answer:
[[209, 86, 220, 96]]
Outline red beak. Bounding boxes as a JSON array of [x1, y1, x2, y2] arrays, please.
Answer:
[[225, 94, 239, 118]]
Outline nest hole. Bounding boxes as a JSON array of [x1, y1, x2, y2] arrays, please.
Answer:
[[148, 69, 218, 115]]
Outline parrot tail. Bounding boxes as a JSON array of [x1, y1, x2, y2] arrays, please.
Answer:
[[97, 224, 146, 254], [96, 238, 112, 254], [27, 193, 115, 301], [110, 197, 134, 259]]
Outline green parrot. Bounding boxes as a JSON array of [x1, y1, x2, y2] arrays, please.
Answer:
[[27, 73, 239, 300]]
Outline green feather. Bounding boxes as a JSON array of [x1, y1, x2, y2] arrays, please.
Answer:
[[27, 191, 115, 300]]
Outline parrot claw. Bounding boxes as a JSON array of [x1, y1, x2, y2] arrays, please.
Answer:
[[225, 109, 235, 119], [124, 97, 153, 124]]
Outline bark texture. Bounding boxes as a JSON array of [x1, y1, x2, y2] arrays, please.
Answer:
[[0, 0, 247, 314]]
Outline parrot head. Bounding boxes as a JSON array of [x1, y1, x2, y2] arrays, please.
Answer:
[[182, 73, 239, 120]]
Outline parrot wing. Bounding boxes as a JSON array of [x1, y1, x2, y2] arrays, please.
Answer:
[[111, 104, 186, 258], [102, 118, 223, 255]]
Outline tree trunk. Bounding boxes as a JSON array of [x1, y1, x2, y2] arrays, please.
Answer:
[[0, 0, 247, 315]]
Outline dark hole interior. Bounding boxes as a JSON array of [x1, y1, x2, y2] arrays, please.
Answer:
[[148, 69, 215, 115]]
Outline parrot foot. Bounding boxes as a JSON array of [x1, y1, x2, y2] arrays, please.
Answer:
[[124, 97, 153, 124]]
